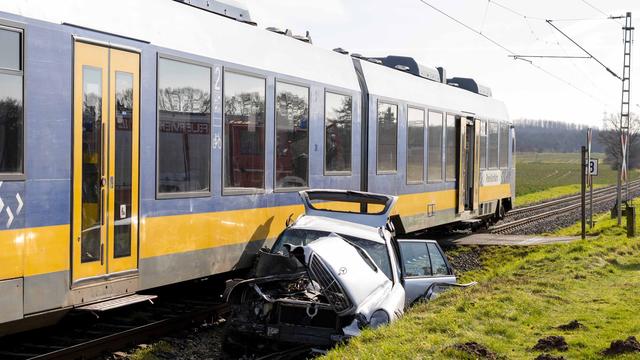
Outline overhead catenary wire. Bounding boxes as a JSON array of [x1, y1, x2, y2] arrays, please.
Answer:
[[546, 19, 622, 80], [414, 0, 609, 105], [487, 0, 617, 100]]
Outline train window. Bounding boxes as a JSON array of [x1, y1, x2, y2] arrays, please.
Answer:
[[500, 123, 509, 168], [223, 71, 266, 192], [407, 107, 425, 183], [157, 58, 211, 195], [325, 92, 352, 174], [377, 101, 398, 173], [0, 26, 24, 177], [479, 120, 487, 169], [488, 121, 499, 168], [275, 81, 309, 189], [427, 111, 443, 182], [445, 114, 456, 181]]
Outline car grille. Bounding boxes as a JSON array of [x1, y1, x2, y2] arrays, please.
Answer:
[[308, 254, 352, 314]]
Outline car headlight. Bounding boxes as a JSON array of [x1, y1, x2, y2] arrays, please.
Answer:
[[369, 310, 390, 328]]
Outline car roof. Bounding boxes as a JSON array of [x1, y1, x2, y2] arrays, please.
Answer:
[[291, 215, 387, 245]]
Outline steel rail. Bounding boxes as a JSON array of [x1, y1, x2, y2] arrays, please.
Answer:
[[491, 182, 640, 233], [507, 179, 640, 217]]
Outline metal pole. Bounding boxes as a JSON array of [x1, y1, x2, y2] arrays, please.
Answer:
[[618, 12, 633, 225], [582, 146, 587, 239], [590, 176, 593, 228], [588, 128, 593, 228]]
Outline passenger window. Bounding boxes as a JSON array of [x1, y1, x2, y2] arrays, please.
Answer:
[[0, 27, 24, 176], [399, 242, 432, 277], [377, 101, 398, 173], [275, 82, 309, 189], [480, 120, 487, 169], [427, 243, 449, 276], [445, 114, 456, 181], [500, 123, 509, 168], [407, 107, 425, 183], [223, 71, 266, 191], [488, 121, 499, 168], [325, 92, 352, 173], [157, 58, 211, 195], [427, 111, 443, 182]]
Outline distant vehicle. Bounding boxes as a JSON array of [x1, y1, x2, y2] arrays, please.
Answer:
[[0, 0, 510, 335], [224, 190, 470, 350]]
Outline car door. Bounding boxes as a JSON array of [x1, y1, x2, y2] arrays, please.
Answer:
[[397, 240, 456, 306]]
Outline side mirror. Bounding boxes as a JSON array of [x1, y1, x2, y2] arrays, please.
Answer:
[[285, 213, 294, 227]]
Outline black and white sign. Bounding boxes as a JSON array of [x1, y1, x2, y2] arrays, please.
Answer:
[[587, 159, 598, 176]]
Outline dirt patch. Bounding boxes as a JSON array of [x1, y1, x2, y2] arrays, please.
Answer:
[[534, 354, 565, 360], [451, 342, 498, 359], [557, 320, 585, 331], [602, 336, 640, 356], [533, 336, 569, 352], [446, 247, 484, 273]]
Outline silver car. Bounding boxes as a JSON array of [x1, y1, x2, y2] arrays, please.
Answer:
[[224, 190, 461, 350]]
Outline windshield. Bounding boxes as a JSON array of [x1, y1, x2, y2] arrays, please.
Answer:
[[272, 228, 393, 280]]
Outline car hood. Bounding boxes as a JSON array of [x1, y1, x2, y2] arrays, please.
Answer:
[[302, 235, 392, 315], [226, 234, 391, 317]]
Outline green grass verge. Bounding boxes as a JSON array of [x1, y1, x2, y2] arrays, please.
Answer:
[[324, 221, 640, 359]]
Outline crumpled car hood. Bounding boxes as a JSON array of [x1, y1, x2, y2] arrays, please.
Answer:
[[302, 236, 391, 314], [226, 235, 391, 317]]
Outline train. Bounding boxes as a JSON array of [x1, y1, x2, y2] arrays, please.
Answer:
[[0, 0, 514, 335]]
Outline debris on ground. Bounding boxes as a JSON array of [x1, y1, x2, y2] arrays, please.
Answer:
[[602, 336, 640, 356], [446, 246, 484, 273], [451, 342, 498, 359], [557, 320, 585, 331], [534, 354, 565, 360], [532, 336, 569, 352]]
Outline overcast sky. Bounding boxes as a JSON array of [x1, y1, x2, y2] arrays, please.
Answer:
[[243, 0, 640, 127]]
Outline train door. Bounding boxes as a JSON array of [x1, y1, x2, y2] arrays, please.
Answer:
[[72, 41, 140, 283], [457, 117, 477, 213]]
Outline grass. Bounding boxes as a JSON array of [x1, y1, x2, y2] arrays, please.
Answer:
[[324, 215, 640, 359], [515, 152, 636, 206]]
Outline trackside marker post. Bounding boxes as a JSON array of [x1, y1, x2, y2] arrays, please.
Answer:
[[581, 146, 587, 240]]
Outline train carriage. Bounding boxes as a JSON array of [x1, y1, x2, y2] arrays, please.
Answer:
[[0, 0, 514, 335]]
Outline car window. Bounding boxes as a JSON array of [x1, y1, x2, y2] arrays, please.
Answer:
[[272, 228, 392, 280], [399, 242, 432, 277], [427, 243, 449, 276]]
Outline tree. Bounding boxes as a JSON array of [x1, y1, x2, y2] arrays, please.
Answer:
[[598, 112, 640, 170]]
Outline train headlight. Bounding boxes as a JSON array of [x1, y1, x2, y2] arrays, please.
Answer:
[[369, 310, 390, 328]]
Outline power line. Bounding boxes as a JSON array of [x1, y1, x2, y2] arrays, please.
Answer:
[[581, 0, 608, 17], [416, 0, 515, 54], [414, 0, 608, 105], [546, 20, 621, 80]]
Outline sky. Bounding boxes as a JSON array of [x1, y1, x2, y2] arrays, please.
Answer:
[[242, 0, 640, 128]]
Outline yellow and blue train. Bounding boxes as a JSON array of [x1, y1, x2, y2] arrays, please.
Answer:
[[0, 0, 514, 334]]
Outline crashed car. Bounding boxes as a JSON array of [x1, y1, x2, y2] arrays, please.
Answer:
[[224, 190, 467, 349]]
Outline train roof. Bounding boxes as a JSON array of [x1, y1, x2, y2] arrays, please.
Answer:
[[359, 59, 509, 121], [0, 0, 361, 92]]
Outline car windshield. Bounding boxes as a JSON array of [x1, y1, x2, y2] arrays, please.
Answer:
[[272, 228, 393, 280]]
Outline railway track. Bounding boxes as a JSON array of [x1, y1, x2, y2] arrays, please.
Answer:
[[0, 279, 229, 360], [491, 179, 640, 234]]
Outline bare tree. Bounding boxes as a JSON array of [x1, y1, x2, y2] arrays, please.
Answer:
[[599, 112, 640, 170]]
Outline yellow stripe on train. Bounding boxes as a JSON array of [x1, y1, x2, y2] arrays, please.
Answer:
[[0, 186, 510, 280]]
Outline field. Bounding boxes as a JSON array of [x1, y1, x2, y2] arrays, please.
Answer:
[[515, 152, 632, 206], [325, 214, 640, 359]]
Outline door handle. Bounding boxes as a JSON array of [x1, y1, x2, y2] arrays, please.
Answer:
[[100, 243, 104, 265]]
